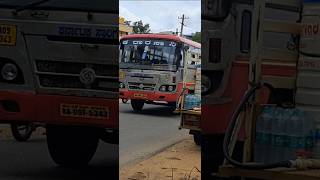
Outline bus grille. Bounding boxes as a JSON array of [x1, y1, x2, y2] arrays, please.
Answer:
[[35, 60, 118, 92], [128, 82, 156, 91]]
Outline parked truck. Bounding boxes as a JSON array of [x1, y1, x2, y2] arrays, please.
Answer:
[[203, 0, 320, 179], [0, 0, 118, 167], [177, 59, 201, 146], [201, 0, 300, 178]]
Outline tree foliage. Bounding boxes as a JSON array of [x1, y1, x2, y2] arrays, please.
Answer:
[[192, 32, 201, 43], [132, 20, 151, 34]]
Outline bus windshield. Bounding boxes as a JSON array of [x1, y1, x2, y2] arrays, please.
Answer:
[[120, 39, 182, 68], [0, 0, 117, 13]]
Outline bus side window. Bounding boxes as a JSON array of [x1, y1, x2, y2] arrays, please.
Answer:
[[174, 48, 183, 67], [240, 10, 252, 53], [178, 52, 183, 67]]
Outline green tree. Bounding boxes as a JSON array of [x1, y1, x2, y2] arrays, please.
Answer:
[[132, 20, 151, 34], [192, 32, 201, 43]]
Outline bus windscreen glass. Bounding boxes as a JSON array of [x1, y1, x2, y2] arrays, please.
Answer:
[[120, 39, 182, 67]]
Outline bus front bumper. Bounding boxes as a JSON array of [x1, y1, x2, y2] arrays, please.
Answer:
[[119, 89, 178, 103], [0, 91, 118, 128]]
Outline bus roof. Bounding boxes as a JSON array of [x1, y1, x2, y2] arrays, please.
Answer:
[[121, 34, 201, 49]]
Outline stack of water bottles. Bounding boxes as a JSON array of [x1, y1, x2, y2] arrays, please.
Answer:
[[254, 106, 315, 163], [314, 128, 320, 159], [184, 94, 201, 110]]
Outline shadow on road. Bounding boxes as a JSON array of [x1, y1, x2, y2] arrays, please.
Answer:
[[2, 162, 119, 180], [0, 140, 119, 180], [121, 105, 179, 117]]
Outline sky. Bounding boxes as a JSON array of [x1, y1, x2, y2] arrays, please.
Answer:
[[119, 0, 201, 35]]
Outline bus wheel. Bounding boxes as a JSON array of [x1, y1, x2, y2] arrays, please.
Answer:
[[168, 102, 177, 112], [46, 125, 100, 167], [11, 123, 34, 142], [100, 129, 119, 144], [131, 100, 144, 112]]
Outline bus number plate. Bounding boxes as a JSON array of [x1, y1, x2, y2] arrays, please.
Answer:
[[60, 104, 109, 119], [0, 25, 16, 46], [134, 93, 147, 98]]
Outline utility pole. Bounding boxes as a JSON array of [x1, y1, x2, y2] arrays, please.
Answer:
[[178, 14, 189, 37]]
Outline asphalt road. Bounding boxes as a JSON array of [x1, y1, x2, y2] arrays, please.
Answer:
[[119, 101, 189, 167], [0, 135, 118, 180]]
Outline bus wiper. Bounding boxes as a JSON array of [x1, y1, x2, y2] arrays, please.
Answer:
[[12, 0, 52, 15]]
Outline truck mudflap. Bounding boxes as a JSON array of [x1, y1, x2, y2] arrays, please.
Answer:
[[0, 91, 118, 128]]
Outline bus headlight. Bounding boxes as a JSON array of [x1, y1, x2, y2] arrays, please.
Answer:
[[159, 85, 176, 92], [160, 86, 166, 92], [168, 85, 174, 92], [201, 74, 212, 95], [1, 63, 18, 81], [119, 82, 125, 89]]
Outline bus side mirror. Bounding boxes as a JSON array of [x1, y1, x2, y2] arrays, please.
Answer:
[[202, 0, 232, 21]]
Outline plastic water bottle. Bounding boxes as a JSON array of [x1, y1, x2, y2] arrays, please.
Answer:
[[286, 109, 303, 160], [189, 94, 194, 109], [255, 106, 273, 163], [185, 94, 201, 109], [191, 95, 196, 109], [300, 109, 315, 158], [283, 108, 294, 160], [313, 128, 320, 158], [270, 107, 287, 163], [184, 94, 191, 110], [195, 95, 201, 107]]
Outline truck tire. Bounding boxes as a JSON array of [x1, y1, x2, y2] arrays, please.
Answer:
[[11, 123, 34, 142], [193, 132, 202, 146], [46, 125, 100, 167], [131, 100, 144, 112], [202, 134, 243, 179]]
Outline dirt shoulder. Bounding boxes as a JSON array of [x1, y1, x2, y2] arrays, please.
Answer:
[[120, 137, 201, 180]]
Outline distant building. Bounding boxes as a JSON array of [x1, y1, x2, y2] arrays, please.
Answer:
[[184, 34, 193, 40], [119, 17, 133, 39], [158, 31, 178, 35], [158, 31, 194, 40]]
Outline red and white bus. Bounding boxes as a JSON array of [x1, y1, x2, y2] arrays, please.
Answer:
[[119, 34, 201, 112]]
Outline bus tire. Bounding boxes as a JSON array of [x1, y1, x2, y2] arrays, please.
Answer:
[[100, 129, 119, 144], [168, 102, 177, 112], [11, 123, 34, 142], [46, 125, 99, 167], [131, 100, 144, 112]]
